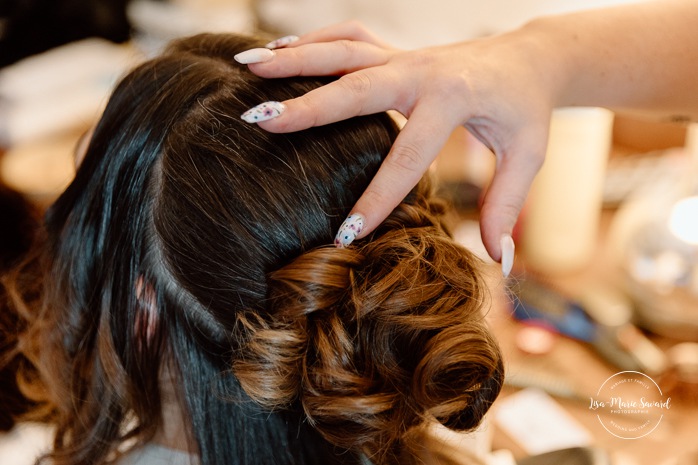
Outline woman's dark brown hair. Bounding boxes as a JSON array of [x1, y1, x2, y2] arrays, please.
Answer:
[[10, 33, 503, 465]]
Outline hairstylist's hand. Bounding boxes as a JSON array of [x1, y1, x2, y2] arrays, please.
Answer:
[[235, 22, 557, 274]]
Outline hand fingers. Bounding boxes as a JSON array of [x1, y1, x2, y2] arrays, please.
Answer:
[[247, 40, 392, 78], [344, 101, 458, 242], [292, 20, 394, 49], [255, 65, 409, 132], [478, 136, 547, 262]]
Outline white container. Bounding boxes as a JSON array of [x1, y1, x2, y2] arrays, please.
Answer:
[[522, 107, 614, 273]]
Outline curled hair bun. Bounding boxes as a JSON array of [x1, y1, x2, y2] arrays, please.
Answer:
[[234, 194, 503, 464]]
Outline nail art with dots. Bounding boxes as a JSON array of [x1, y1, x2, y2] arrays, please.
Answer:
[[334, 214, 365, 248], [241, 101, 285, 123], [265, 35, 300, 49]]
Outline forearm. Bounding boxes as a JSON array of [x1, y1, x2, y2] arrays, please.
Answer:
[[520, 0, 698, 119]]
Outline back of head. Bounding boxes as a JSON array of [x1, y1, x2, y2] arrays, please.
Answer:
[[22, 33, 503, 465]]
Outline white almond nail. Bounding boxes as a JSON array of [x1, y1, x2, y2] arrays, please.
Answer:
[[241, 101, 286, 123], [334, 214, 365, 248], [234, 48, 275, 64], [500, 234, 515, 278], [265, 35, 300, 49]]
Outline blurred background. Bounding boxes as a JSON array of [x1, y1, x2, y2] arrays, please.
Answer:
[[1, 1, 697, 465]]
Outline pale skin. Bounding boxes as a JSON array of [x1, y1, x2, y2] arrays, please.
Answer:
[[237, 0, 698, 270]]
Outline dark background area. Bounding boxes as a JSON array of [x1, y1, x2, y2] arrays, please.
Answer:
[[0, 0, 133, 67]]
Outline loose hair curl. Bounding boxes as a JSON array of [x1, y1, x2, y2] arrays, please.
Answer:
[[235, 180, 503, 464]]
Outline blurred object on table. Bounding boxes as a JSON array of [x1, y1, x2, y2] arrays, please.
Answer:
[[0, 0, 131, 68], [127, 0, 254, 57], [505, 360, 586, 403], [603, 149, 689, 207], [0, 132, 79, 205], [613, 114, 687, 153], [522, 107, 614, 275], [0, 0, 255, 200], [516, 447, 611, 465], [660, 342, 698, 405], [508, 276, 667, 375], [430, 127, 491, 209], [660, 450, 698, 465], [0, 2, 253, 148], [0, 39, 140, 148], [608, 124, 698, 341], [494, 388, 592, 456]]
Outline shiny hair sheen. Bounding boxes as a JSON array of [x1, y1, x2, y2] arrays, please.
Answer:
[[13, 33, 503, 465]]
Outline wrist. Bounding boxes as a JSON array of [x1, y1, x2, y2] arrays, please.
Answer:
[[511, 16, 576, 110]]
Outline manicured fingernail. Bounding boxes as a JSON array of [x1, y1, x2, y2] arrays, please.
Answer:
[[234, 48, 275, 64], [265, 35, 299, 49], [241, 101, 285, 123], [334, 214, 365, 248], [500, 234, 515, 278]]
